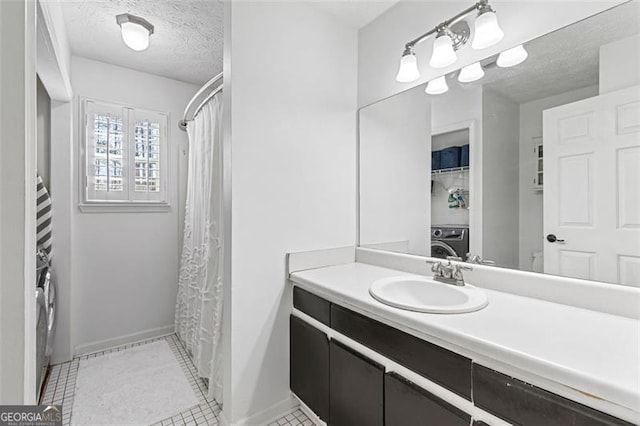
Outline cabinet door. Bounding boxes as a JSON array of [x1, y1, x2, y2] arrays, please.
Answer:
[[290, 315, 329, 421], [330, 339, 384, 426], [385, 373, 470, 426], [473, 364, 634, 426]]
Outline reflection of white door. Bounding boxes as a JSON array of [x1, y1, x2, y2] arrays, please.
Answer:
[[544, 85, 640, 285]]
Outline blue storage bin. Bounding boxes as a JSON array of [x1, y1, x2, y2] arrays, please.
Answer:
[[460, 144, 470, 167], [440, 146, 461, 169], [432, 150, 441, 170]]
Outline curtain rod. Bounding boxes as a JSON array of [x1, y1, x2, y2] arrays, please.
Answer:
[[179, 72, 223, 131]]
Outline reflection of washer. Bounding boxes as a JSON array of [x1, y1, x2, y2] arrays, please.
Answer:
[[431, 226, 469, 259], [35, 250, 56, 402]]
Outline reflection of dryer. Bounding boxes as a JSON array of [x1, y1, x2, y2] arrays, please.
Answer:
[[431, 226, 469, 259]]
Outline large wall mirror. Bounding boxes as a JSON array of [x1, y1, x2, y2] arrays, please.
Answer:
[[359, 1, 640, 286]]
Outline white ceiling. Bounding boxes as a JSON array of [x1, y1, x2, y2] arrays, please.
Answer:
[[479, 1, 640, 103], [309, 0, 400, 29], [61, 0, 223, 86]]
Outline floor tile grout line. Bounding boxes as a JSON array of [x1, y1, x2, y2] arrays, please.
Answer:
[[43, 333, 309, 426]]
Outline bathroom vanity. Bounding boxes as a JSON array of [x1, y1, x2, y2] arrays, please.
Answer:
[[287, 250, 640, 426]]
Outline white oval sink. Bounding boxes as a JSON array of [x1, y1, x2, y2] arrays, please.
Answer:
[[369, 276, 488, 314]]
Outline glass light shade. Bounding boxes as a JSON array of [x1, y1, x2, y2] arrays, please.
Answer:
[[497, 45, 528, 67], [121, 22, 150, 51], [429, 34, 457, 68], [396, 53, 420, 83], [425, 76, 449, 95], [472, 11, 504, 50], [458, 62, 485, 83]]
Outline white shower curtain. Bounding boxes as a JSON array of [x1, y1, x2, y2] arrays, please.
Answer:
[[175, 94, 224, 402]]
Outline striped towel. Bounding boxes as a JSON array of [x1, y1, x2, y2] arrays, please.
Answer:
[[36, 175, 52, 256]]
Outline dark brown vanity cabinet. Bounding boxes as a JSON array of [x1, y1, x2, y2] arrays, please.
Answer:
[[385, 372, 470, 426], [290, 287, 634, 426], [473, 364, 635, 426], [329, 339, 384, 426], [290, 315, 330, 422]]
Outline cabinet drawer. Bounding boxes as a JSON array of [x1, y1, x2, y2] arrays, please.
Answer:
[[290, 316, 329, 421], [330, 339, 384, 426], [293, 286, 331, 326], [473, 364, 634, 426], [385, 372, 470, 426], [331, 303, 472, 400]]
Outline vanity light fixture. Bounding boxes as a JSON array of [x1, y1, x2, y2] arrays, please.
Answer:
[[395, 0, 503, 83], [471, 2, 504, 50], [429, 27, 458, 68], [116, 13, 154, 51], [496, 44, 528, 67], [396, 47, 421, 82], [425, 76, 449, 95], [458, 62, 485, 83]]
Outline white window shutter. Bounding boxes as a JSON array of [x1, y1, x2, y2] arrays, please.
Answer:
[[84, 100, 130, 202], [82, 98, 169, 207], [130, 108, 168, 203]]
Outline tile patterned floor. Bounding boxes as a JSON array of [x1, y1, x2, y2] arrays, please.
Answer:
[[41, 334, 313, 425], [267, 409, 314, 426]]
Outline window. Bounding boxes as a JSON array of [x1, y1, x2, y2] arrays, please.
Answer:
[[82, 99, 169, 209]]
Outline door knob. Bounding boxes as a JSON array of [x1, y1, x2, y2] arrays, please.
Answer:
[[546, 234, 565, 243]]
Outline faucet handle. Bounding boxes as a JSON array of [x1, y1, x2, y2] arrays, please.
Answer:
[[446, 256, 463, 262], [425, 259, 443, 273]]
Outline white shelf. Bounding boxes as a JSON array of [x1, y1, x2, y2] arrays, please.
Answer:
[[431, 166, 469, 176]]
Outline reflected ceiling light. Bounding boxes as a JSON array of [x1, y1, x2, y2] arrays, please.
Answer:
[[116, 13, 154, 51], [396, 47, 420, 83], [395, 0, 504, 84], [425, 76, 449, 95], [429, 29, 458, 68], [497, 45, 528, 67], [472, 2, 504, 50], [458, 62, 485, 83]]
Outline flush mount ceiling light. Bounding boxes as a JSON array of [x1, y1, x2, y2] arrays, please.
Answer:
[[458, 61, 485, 83], [116, 13, 154, 51], [425, 76, 449, 95], [497, 44, 528, 67], [395, 0, 504, 83]]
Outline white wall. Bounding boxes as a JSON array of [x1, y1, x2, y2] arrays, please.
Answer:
[[600, 34, 640, 94], [482, 89, 519, 269], [69, 57, 197, 353], [518, 85, 598, 270], [358, 1, 624, 107], [0, 0, 37, 404], [360, 85, 431, 255], [224, 2, 357, 422]]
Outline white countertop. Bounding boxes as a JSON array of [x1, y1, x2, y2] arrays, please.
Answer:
[[290, 262, 640, 422]]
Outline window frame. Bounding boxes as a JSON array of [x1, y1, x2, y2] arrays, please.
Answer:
[[79, 97, 171, 213]]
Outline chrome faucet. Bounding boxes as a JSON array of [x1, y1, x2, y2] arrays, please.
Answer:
[[426, 257, 472, 286]]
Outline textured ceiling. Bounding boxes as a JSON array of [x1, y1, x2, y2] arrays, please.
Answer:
[[61, 0, 223, 86], [309, 0, 400, 29], [477, 1, 640, 103]]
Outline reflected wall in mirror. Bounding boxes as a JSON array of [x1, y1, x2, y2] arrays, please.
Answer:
[[358, 1, 640, 286]]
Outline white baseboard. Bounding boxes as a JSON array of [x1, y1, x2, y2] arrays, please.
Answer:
[[73, 325, 175, 356], [220, 394, 299, 425], [293, 395, 325, 426]]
